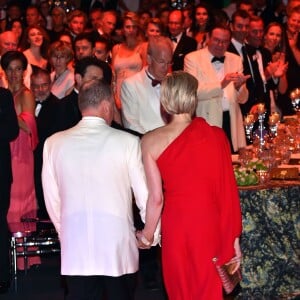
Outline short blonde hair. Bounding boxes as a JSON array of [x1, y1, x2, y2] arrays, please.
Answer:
[[48, 40, 74, 63], [160, 71, 198, 115]]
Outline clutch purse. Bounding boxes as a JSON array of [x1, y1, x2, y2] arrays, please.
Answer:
[[213, 257, 242, 294]]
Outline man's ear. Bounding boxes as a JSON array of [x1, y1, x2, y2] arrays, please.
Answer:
[[147, 54, 152, 65]]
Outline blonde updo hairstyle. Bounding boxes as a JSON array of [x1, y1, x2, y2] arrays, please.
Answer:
[[160, 71, 198, 116]]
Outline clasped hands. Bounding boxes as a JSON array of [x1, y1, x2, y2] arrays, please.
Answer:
[[221, 72, 251, 90], [136, 230, 153, 249]]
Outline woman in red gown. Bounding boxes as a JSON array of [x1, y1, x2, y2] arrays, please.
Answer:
[[137, 71, 242, 299]]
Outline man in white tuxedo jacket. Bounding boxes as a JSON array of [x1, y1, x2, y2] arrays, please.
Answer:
[[121, 36, 173, 135], [42, 79, 151, 300], [184, 25, 249, 152]]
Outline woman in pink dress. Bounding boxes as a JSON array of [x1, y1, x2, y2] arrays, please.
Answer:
[[111, 11, 146, 110], [137, 71, 242, 299], [1, 51, 40, 270]]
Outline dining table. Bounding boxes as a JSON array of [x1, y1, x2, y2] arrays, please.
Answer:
[[237, 179, 300, 299]]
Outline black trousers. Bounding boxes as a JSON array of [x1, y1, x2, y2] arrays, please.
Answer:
[[65, 272, 137, 300], [0, 181, 11, 282], [222, 111, 235, 153]]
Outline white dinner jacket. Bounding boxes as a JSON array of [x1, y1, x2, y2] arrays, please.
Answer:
[[42, 117, 149, 276], [121, 67, 165, 134], [184, 47, 247, 151]]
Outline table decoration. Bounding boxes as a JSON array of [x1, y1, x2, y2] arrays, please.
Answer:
[[255, 103, 267, 148], [268, 112, 280, 139], [234, 159, 268, 186], [290, 88, 300, 112], [244, 113, 256, 143]]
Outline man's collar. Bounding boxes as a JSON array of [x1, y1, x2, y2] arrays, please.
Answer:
[[171, 32, 183, 42], [231, 38, 243, 48]]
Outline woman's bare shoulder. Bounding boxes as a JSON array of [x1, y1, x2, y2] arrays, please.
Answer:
[[17, 87, 35, 105], [141, 126, 174, 159]]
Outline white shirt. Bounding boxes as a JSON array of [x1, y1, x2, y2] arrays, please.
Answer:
[[210, 54, 230, 111], [231, 38, 243, 59]]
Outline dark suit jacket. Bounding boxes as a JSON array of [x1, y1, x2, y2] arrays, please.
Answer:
[[227, 42, 272, 115], [0, 88, 18, 209], [34, 91, 83, 217], [172, 33, 197, 71], [57, 90, 82, 131]]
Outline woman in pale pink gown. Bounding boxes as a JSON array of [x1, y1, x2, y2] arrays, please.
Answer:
[[1, 51, 40, 270], [111, 11, 146, 110]]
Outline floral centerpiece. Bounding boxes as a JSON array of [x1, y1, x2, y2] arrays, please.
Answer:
[[234, 160, 268, 186]]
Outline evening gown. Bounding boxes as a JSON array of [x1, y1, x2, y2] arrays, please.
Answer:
[[7, 87, 41, 269], [156, 118, 242, 300], [112, 44, 143, 109]]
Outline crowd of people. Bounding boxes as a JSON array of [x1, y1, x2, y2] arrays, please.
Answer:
[[0, 0, 299, 299]]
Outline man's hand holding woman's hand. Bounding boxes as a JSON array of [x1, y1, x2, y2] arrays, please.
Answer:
[[136, 230, 153, 249]]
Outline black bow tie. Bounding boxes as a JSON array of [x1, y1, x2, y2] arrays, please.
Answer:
[[151, 79, 161, 87], [170, 36, 177, 43], [36, 101, 43, 106], [211, 56, 225, 63], [146, 71, 161, 87]]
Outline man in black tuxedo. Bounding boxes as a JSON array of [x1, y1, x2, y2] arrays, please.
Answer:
[[0, 88, 19, 293], [167, 9, 197, 71], [228, 10, 267, 115], [246, 16, 286, 114], [90, 10, 117, 55], [32, 62, 114, 219], [31, 68, 61, 219], [59, 57, 113, 132], [61, 57, 128, 132]]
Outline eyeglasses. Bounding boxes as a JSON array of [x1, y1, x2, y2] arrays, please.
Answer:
[[152, 56, 173, 67]]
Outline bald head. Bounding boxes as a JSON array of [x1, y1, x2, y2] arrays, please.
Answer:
[[0, 31, 17, 56], [147, 36, 173, 59], [147, 36, 173, 81]]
